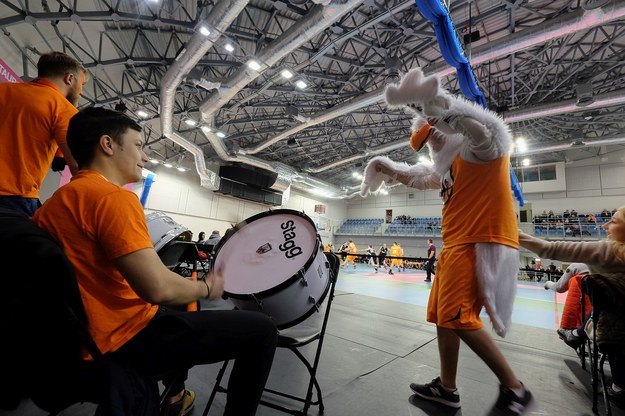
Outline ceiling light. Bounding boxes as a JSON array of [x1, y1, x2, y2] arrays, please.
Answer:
[[295, 80, 307, 89], [137, 110, 149, 118], [584, 115, 593, 121], [380, 189, 389, 195], [281, 69, 294, 79], [149, 159, 159, 164], [199, 26, 210, 36], [247, 60, 262, 71], [200, 126, 212, 133], [352, 171, 363, 179], [515, 137, 527, 153], [184, 119, 197, 127], [522, 158, 530, 166], [164, 163, 173, 168], [224, 43, 235, 52], [216, 131, 226, 138], [176, 166, 186, 172]]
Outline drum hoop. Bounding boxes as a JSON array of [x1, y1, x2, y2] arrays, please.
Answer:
[[215, 209, 323, 298]]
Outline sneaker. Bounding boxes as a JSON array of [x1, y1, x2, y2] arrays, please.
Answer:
[[389, 270, 394, 275], [557, 328, 585, 349], [161, 390, 195, 416], [410, 377, 460, 408], [488, 384, 535, 415], [424, 278, 432, 282]]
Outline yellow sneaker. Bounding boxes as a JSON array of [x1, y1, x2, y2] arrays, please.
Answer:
[[161, 389, 195, 416]]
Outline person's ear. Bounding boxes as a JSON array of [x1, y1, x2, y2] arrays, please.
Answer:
[[63, 72, 75, 86], [99, 135, 115, 156]]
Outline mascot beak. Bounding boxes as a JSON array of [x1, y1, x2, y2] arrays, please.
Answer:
[[410, 123, 434, 152]]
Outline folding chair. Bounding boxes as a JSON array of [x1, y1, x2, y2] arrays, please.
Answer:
[[581, 274, 625, 416], [0, 209, 168, 415], [203, 252, 340, 416]]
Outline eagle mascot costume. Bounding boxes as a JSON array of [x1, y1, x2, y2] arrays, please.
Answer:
[[361, 68, 520, 337]]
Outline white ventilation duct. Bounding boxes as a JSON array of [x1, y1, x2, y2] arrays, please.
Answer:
[[239, 0, 625, 160], [198, 0, 364, 118], [239, 89, 383, 155], [513, 134, 625, 157], [503, 89, 625, 123], [160, 0, 250, 190]]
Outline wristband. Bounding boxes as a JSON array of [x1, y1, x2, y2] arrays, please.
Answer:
[[202, 278, 211, 299]]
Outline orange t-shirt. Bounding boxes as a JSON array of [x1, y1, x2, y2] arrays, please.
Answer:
[[33, 170, 157, 358], [441, 155, 518, 249], [0, 78, 78, 198]]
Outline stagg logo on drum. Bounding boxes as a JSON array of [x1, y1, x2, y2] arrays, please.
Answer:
[[279, 220, 302, 259]]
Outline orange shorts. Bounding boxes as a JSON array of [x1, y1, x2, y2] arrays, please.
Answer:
[[426, 244, 484, 330]]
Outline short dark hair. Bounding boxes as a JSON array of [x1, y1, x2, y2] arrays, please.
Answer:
[[68, 107, 142, 168], [37, 51, 85, 78]]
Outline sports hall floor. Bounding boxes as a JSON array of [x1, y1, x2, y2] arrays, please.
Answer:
[[4, 265, 623, 416]]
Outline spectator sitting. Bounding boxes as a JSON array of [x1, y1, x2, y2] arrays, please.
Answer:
[[563, 209, 571, 218], [602, 209, 612, 219], [586, 213, 597, 223], [544, 263, 591, 331], [196, 231, 206, 243], [205, 230, 221, 245], [570, 209, 578, 218]]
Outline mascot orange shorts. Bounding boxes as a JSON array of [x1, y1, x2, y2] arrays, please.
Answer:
[[427, 244, 484, 330]]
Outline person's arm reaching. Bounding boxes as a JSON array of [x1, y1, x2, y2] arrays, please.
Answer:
[[114, 248, 224, 305]]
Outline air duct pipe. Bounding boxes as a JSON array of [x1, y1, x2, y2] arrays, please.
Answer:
[[160, 0, 250, 189]]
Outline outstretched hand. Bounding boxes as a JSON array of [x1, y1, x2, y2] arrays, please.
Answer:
[[385, 68, 451, 120]]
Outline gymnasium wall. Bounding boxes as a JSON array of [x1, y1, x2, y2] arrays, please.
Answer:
[[345, 148, 625, 220], [40, 164, 347, 241]]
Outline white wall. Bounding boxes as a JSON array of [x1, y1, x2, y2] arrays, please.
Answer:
[[40, 166, 348, 243], [346, 151, 625, 220]]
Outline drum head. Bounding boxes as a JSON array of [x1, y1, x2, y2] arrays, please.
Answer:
[[215, 210, 319, 295]]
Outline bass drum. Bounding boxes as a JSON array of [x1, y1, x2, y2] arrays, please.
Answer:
[[146, 212, 193, 268], [213, 209, 329, 330]]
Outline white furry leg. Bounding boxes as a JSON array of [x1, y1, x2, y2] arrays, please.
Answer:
[[475, 243, 519, 338]]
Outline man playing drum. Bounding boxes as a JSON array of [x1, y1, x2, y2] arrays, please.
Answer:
[[34, 107, 278, 416]]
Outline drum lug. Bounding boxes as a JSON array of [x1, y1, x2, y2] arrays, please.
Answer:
[[299, 271, 308, 287], [308, 296, 319, 312]]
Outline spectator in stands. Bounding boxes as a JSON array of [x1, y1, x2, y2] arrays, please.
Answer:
[[563, 209, 571, 219], [519, 206, 625, 405], [570, 208, 578, 218], [586, 213, 597, 223], [602, 209, 612, 219], [0, 51, 86, 217]]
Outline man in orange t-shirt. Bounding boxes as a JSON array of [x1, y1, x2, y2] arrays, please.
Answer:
[[34, 108, 277, 416], [0, 51, 86, 217]]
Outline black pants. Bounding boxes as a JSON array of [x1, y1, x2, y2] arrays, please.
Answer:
[[425, 259, 435, 279], [112, 307, 278, 416]]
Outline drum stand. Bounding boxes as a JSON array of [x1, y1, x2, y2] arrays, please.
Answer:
[[202, 252, 340, 416]]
